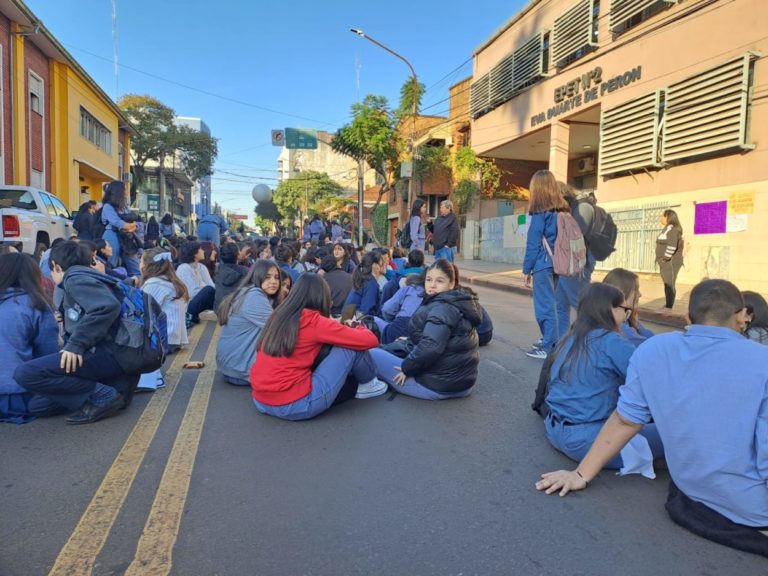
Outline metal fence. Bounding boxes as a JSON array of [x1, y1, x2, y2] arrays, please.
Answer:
[[596, 202, 670, 273]]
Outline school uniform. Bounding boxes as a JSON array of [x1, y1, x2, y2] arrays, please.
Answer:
[[344, 277, 381, 317], [523, 211, 558, 352], [101, 204, 140, 277]]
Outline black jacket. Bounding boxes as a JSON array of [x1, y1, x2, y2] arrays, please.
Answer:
[[401, 288, 482, 393], [431, 212, 460, 250], [214, 263, 248, 311], [323, 268, 353, 315]]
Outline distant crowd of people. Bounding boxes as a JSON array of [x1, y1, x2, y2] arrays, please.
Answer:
[[1, 175, 768, 558]]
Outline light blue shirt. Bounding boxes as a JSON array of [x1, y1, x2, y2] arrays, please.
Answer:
[[620, 321, 654, 347], [618, 325, 768, 527]]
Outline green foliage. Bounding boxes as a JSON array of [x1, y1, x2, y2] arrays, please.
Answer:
[[453, 146, 481, 181], [395, 78, 425, 120], [414, 146, 450, 177], [372, 204, 389, 246], [272, 171, 344, 221], [451, 146, 502, 200], [254, 200, 283, 223], [253, 214, 274, 235], [453, 179, 479, 213]]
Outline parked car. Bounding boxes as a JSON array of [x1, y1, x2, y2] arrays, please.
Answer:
[[0, 186, 74, 259]]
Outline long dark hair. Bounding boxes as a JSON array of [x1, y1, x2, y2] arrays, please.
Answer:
[[352, 252, 381, 290], [0, 252, 52, 311], [258, 273, 331, 357], [663, 209, 682, 233], [603, 268, 641, 332], [744, 291, 768, 330], [554, 283, 625, 380], [218, 260, 281, 325], [179, 241, 201, 264], [141, 248, 189, 301], [411, 198, 425, 217], [102, 181, 127, 212], [425, 258, 456, 286], [160, 213, 174, 226]]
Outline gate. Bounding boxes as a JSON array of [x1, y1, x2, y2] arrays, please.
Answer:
[[595, 202, 670, 273]]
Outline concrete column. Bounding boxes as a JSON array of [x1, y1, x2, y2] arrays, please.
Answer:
[[548, 121, 570, 183]]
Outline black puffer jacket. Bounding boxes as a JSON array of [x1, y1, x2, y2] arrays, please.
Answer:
[[401, 288, 482, 393]]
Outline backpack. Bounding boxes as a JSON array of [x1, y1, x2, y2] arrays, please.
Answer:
[[92, 207, 107, 240], [543, 212, 587, 277], [108, 283, 168, 375], [584, 205, 618, 261], [399, 222, 412, 249]]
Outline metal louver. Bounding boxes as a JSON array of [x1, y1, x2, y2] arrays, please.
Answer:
[[610, 0, 677, 33], [599, 91, 663, 176], [552, 0, 597, 68], [470, 73, 490, 119], [662, 53, 757, 162], [489, 53, 515, 107], [513, 32, 548, 91]]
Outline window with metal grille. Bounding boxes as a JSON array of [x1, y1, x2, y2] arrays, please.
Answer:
[[599, 90, 663, 176], [512, 31, 549, 92], [662, 53, 757, 163], [552, 0, 599, 68], [610, 0, 677, 35], [79, 107, 113, 155], [489, 53, 515, 108], [470, 73, 491, 119]]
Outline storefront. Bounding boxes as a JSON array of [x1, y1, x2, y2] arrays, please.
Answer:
[[470, 0, 768, 292]]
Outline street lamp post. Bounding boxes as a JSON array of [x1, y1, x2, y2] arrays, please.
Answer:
[[350, 28, 419, 244]]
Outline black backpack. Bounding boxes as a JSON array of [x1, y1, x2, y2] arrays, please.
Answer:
[[399, 222, 412, 249], [91, 207, 107, 240], [585, 205, 618, 261]]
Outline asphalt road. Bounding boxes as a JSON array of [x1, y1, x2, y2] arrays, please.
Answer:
[[1, 286, 765, 575]]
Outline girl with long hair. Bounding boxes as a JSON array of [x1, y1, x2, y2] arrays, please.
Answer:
[[523, 170, 569, 359], [602, 268, 654, 346], [0, 253, 61, 422], [137, 248, 190, 391], [100, 180, 140, 277], [159, 213, 175, 239], [216, 261, 282, 386], [370, 259, 482, 400], [409, 198, 428, 250], [332, 241, 356, 274], [656, 209, 684, 312], [344, 251, 384, 317], [250, 273, 387, 420], [743, 291, 768, 345], [176, 241, 216, 326], [543, 283, 663, 472]]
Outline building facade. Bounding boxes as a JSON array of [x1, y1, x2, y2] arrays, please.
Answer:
[[470, 0, 768, 292]]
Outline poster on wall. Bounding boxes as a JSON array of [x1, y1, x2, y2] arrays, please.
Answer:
[[727, 192, 755, 214], [694, 201, 727, 235], [726, 214, 748, 233], [516, 213, 528, 235]]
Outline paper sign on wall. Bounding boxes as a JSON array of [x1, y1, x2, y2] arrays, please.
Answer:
[[728, 192, 755, 214], [516, 213, 528, 235], [726, 214, 748, 233], [694, 201, 727, 235]]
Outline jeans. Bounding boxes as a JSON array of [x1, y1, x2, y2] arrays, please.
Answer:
[[253, 346, 376, 421], [434, 246, 455, 262], [369, 348, 472, 400], [533, 268, 558, 352], [555, 254, 594, 340], [187, 286, 216, 321], [197, 223, 221, 248], [103, 229, 140, 278], [14, 345, 139, 411]]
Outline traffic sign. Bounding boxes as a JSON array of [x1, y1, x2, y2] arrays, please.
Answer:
[[285, 128, 318, 150], [271, 130, 285, 146]]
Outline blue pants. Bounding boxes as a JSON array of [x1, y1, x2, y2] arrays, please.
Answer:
[[103, 229, 140, 278], [555, 256, 594, 340], [533, 268, 558, 351], [253, 346, 376, 421], [14, 345, 139, 411], [369, 348, 472, 400], [187, 286, 216, 321], [434, 246, 455, 262], [197, 223, 221, 248]]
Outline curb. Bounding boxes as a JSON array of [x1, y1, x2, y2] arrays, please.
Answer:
[[462, 274, 688, 329]]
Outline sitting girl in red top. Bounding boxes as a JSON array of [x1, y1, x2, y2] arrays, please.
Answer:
[[250, 273, 388, 420]]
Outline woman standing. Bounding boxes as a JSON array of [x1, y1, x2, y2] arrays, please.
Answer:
[[523, 170, 568, 359], [656, 209, 684, 312], [217, 261, 282, 386], [250, 274, 387, 421], [370, 259, 482, 400], [409, 199, 427, 251], [100, 180, 140, 277], [159, 213, 175, 239]]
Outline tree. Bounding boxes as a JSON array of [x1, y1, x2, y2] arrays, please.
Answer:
[[254, 200, 283, 224], [272, 171, 344, 223], [395, 79, 426, 120]]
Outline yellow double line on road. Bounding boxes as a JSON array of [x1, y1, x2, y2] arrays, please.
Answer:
[[48, 323, 220, 576]]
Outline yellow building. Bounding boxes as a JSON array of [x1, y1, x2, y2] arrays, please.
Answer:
[[2, 0, 133, 211]]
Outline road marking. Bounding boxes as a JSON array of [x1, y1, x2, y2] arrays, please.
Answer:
[[48, 326, 204, 576], [125, 325, 220, 576]]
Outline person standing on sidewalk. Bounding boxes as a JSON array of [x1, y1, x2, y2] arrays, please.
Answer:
[[432, 200, 460, 262], [655, 209, 684, 313], [523, 170, 568, 359], [409, 199, 428, 251], [100, 180, 140, 278]]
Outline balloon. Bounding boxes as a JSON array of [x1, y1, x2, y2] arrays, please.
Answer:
[[252, 184, 272, 203]]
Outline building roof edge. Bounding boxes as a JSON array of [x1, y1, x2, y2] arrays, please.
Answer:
[[472, 0, 544, 57]]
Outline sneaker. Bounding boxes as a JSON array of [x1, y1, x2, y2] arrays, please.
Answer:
[[531, 337, 544, 349], [525, 347, 548, 360], [355, 377, 388, 399]]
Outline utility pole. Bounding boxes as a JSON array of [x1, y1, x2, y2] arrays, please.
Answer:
[[357, 158, 364, 246]]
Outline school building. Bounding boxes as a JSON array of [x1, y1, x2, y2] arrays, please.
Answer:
[[468, 0, 768, 293]]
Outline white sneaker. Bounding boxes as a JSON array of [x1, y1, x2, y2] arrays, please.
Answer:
[[355, 377, 388, 399], [525, 347, 548, 360]]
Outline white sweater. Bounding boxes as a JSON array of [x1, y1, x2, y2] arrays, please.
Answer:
[[142, 277, 189, 346], [176, 262, 215, 299]]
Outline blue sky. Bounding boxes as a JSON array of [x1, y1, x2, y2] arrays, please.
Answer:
[[26, 0, 526, 215]]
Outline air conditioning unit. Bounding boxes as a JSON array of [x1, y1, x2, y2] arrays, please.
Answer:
[[577, 156, 596, 174]]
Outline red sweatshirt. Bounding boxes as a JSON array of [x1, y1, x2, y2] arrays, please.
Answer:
[[250, 309, 378, 406]]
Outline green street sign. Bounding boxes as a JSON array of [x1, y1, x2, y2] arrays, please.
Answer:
[[147, 194, 160, 212], [285, 128, 318, 150]]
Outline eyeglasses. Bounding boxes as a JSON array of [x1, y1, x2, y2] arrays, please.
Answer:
[[618, 305, 633, 316]]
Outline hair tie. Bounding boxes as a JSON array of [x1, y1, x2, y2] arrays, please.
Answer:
[[153, 251, 172, 263]]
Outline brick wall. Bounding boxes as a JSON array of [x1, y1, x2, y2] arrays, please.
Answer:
[[25, 39, 51, 191], [494, 158, 548, 191], [0, 15, 11, 182]]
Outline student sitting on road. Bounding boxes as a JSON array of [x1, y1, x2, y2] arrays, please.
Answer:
[[332, 241, 356, 274], [275, 245, 300, 284], [100, 180, 141, 278], [541, 283, 664, 474], [374, 272, 425, 345], [217, 261, 281, 386], [381, 249, 425, 305], [214, 242, 248, 312], [370, 259, 482, 400], [602, 268, 654, 347], [176, 241, 216, 327], [250, 273, 387, 420], [14, 241, 141, 424], [344, 251, 384, 317], [0, 253, 62, 423], [537, 280, 768, 557], [136, 248, 189, 392], [743, 291, 768, 345], [319, 254, 353, 316]]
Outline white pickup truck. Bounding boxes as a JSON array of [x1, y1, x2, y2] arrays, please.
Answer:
[[0, 185, 74, 259]]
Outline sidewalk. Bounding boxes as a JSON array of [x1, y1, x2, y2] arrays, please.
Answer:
[[449, 257, 689, 328]]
